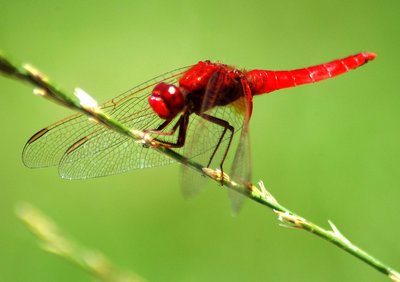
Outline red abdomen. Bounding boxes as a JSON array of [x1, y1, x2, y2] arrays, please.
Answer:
[[246, 52, 376, 95]]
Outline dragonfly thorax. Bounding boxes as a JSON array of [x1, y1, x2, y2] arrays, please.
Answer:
[[148, 82, 185, 120]]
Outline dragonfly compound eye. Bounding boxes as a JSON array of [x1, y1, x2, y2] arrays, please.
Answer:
[[149, 82, 184, 120]]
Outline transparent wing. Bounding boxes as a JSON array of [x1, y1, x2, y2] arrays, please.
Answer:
[[228, 78, 253, 214], [180, 71, 253, 211], [22, 66, 192, 179], [181, 70, 250, 198], [181, 102, 246, 197]]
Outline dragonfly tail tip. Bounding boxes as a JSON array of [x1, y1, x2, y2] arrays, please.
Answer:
[[364, 52, 377, 61]]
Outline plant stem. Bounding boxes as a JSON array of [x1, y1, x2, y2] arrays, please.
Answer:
[[16, 202, 145, 282], [1, 51, 398, 281]]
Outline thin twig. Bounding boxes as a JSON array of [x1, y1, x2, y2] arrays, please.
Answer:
[[1, 51, 398, 281], [16, 202, 145, 282]]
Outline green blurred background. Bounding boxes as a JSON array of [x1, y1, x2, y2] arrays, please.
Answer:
[[0, 1, 399, 281]]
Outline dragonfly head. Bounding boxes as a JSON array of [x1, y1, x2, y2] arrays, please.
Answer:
[[148, 82, 184, 120]]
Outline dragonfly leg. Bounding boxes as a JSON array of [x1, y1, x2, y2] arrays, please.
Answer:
[[144, 119, 177, 136], [144, 114, 189, 148], [199, 113, 234, 183]]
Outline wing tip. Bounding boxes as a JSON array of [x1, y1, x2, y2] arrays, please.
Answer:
[[65, 137, 89, 155], [26, 128, 49, 145]]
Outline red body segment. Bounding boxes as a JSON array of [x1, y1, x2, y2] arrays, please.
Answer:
[[149, 52, 376, 122], [245, 52, 376, 95], [179, 60, 222, 93]]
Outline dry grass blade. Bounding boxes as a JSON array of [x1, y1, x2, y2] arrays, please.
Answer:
[[16, 202, 145, 282]]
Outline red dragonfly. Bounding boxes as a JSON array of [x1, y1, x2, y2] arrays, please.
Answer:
[[23, 52, 376, 195]]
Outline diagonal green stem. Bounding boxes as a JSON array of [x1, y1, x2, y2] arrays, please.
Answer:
[[16, 202, 145, 282], [1, 51, 399, 281]]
